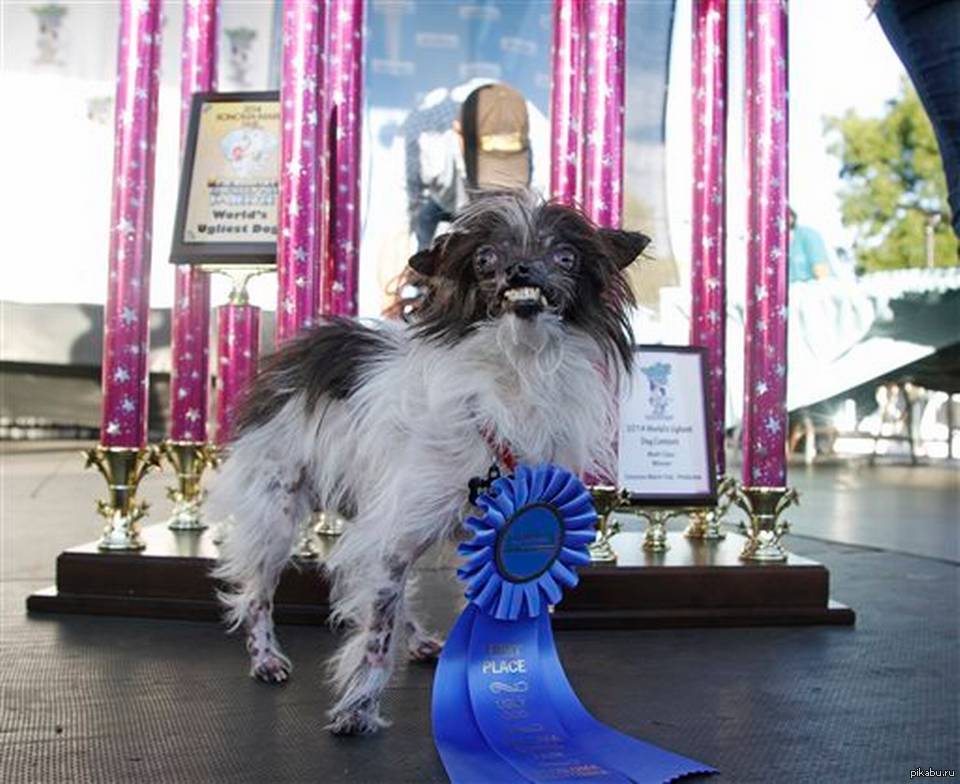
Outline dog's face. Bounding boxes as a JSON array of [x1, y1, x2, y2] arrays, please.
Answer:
[[407, 191, 649, 368]]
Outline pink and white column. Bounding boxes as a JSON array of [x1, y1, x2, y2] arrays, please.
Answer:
[[215, 299, 260, 445], [161, 0, 220, 532], [549, 0, 584, 206], [579, 0, 626, 491], [276, 0, 328, 342], [86, 0, 164, 550], [581, 0, 626, 229], [324, 0, 364, 317], [689, 0, 728, 477], [169, 0, 218, 445], [735, 0, 796, 561]]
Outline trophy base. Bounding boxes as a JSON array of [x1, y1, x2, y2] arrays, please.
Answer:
[[27, 526, 854, 631], [683, 510, 727, 541], [166, 503, 208, 532], [97, 517, 147, 551], [313, 511, 345, 537], [588, 538, 618, 563]]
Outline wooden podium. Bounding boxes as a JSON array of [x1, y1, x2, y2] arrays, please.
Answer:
[[27, 525, 854, 629]]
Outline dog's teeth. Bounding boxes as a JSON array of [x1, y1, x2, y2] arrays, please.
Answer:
[[504, 286, 542, 303]]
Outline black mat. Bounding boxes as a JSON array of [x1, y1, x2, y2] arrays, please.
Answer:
[[2, 447, 958, 783]]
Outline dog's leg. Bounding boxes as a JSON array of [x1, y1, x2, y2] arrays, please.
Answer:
[[214, 464, 309, 684], [326, 527, 445, 735], [402, 577, 444, 662], [404, 614, 444, 662]]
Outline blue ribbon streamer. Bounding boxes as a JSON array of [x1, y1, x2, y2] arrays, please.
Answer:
[[433, 464, 717, 783]]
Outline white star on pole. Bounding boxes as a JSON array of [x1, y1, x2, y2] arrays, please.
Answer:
[[765, 415, 782, 434], [755, 380, 768, 396], [120, 306, 138, 326], [121, 396, 135, 413], [185, 408, 200, 422], [755, 284, 768, 301], [177, 387, 189, 400], [113, 367, 130, 383], [106, 421, 121, 436]]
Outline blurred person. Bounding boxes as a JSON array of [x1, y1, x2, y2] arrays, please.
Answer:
[[406, 82, 532, 250], [789, 207, 833, 283]]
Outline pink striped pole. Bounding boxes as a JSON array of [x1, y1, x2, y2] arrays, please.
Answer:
[[735, 0, 795, 562], [550, 0, 584, 206], [163, 0, 220, 530], [323, 0, 364, 316], [742, 0, 789, 489], [690, 0, 728, 476], [169, 0, 218, 444], [215, 299, 260, 445], [581, 0, 626, 229], [85, 0, 164, 550], [580, 0, 626, 493], [276, 0, 327, 342]]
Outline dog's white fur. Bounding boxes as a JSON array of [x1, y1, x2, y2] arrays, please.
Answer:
[[209, 310, 618, 732]]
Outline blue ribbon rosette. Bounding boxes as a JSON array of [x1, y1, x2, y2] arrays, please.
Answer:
[[432, 464, 717, 784]]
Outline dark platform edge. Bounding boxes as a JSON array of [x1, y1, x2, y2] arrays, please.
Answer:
[[26, 526, 855, 629]]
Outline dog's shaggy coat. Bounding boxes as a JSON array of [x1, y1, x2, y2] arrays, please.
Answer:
[[210, 191, 649, 734]]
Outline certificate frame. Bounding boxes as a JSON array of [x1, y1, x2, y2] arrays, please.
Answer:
[[617, 344, 718, 507], [170, 91, 280, 266]]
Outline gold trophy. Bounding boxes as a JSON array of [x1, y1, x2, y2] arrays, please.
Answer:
[[85, 445, 162, 551], [588, 486, 625, 563], [684, 475, 737, 540], [298, 509, 346, 559], [634, 506, 687, 553], [160, 441, 220, 531], [733, 484, 799, 562]]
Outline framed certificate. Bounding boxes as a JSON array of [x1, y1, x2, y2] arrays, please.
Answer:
[[617, 345, 717, 506], [170, 91, 280, 265]]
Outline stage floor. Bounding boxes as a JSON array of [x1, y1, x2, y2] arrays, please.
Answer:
[[2, 442, 958, 783]]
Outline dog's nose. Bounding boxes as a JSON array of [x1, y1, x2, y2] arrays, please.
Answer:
[[506, 261, 532, 283]]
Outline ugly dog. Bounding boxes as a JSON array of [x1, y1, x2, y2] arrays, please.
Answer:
[[210, 191, 649, 735]]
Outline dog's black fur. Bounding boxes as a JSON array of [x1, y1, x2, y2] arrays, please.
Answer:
[[408, 193, 648, 369]]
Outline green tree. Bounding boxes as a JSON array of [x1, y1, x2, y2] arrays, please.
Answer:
[[825, 78, 957, 271]]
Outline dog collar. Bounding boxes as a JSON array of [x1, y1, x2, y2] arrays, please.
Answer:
[[468, 425, 518, 505], [478, 425, 517, 473]]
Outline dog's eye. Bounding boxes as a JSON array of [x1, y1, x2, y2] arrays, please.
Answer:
[[550, 245, 577, 268], [474, 246, 499, 274]]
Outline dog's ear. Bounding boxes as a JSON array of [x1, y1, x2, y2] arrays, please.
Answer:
[[408, 246, 440, 276], [407, 232, 464, 277], [598, 228, 651, 269]]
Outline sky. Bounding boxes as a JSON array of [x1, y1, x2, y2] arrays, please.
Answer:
[[785, 0, 907, 253]]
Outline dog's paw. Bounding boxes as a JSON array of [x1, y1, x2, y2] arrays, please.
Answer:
[[249, 651, 291, 684], [408, 633, 444, 662], [326, 705, 386, 736]]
